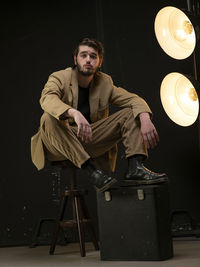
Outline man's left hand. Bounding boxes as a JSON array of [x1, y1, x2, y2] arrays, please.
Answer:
[[139, 112, 159, 149]]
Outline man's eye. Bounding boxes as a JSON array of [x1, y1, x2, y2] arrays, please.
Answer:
[[90, 55, 97, 59]]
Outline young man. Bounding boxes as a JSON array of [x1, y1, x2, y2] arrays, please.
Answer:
[[31, 37, 167, 192]]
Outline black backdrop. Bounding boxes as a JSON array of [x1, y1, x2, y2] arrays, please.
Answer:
[[1, 0, 199, 246]]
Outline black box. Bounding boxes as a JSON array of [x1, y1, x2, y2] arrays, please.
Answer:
[[97, 182, 173, 261]]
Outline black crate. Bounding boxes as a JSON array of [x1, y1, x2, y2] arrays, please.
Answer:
[[97, 182, 173, 261]]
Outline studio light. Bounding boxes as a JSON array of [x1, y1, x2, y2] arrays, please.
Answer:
[[154, 1, 200, 127], [154, 6, 198, 60], [160, 72, 199, 126]]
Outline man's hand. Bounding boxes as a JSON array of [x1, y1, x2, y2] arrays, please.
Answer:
[[139, 112, 159, 149], [67, 108, 92, 143]]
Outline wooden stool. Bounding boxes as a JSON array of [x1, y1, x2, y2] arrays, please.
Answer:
[[49, 162, 99, 257]]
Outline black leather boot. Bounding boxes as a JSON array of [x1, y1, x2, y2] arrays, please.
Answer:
[[123, 160, 168, 185], [82, 160, 117, 192], [90, 169, 117, 192]]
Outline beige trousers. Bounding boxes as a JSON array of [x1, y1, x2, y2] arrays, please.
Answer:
[[40, 108, 147, 169]]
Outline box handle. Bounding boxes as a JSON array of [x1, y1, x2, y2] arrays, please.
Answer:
[[137, 189, 145, 200]]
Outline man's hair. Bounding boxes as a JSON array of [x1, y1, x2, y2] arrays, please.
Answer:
[[73, 37, 104, 60]]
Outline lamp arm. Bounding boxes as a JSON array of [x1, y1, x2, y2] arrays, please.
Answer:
[[187, 0, 199, 81], [193, 51, 198, 81], [187, 0, 192, 12]]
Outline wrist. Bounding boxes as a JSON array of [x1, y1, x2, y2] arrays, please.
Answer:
[[59, 108, 75, 120], [67, 108, 79, 118], [139, 112, 150, 120]]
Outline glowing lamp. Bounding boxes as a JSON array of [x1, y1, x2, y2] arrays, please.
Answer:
[[160, 72, 199, 126], [154, 6, 197, 59]]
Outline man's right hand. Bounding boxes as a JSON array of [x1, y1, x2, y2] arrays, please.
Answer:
[[67, 108, 92, 143]]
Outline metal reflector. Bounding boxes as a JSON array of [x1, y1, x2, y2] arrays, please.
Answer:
[[160, 72, 199, 126], [154, 6, 196, 59]]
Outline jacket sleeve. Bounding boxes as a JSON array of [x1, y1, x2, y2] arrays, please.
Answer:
[[40, 71, 71, 120], [109, 77, 152, 119]]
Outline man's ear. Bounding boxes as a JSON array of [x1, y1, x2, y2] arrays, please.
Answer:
[[74, 56, 77, 66], [99, 58, 103, 68]]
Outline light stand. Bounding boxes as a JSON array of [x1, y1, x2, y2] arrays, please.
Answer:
[[154, 0, 200, 238]]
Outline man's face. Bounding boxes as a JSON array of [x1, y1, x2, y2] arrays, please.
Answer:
[[74, 45, 102, 76]]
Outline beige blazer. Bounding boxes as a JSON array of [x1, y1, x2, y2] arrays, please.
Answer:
[[31, 67, 152, 171]]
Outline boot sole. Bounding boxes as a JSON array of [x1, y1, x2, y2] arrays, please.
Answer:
[[121, 176, 168, 186], [95, 178, 118, 193]]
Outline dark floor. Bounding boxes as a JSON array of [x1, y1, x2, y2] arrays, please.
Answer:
[[0, 238, 200, 267]]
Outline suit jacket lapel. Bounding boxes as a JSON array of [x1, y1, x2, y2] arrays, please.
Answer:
[[70, 69, 79, 109], [89, 73, 101, 122]]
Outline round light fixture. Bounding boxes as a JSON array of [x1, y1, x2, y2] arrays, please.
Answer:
[[160, 72, 199, 126], [154, 6, 196, 59]]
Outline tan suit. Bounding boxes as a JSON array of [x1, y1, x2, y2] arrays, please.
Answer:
[[31, 67, 152, 171]]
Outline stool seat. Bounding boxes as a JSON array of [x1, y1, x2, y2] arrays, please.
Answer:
[[63, 189, 88, 197], [49, 161, 99, 257]]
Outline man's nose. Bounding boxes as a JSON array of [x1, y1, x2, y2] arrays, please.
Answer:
[[86, 55, 91, 62]]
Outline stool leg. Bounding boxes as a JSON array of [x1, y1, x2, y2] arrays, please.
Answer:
[[80, 196, 99, 250], [49, 195, 68, 255], [30, 218, 56, 248], [29, 218, 43, 248], [74, 196, 86, 257]]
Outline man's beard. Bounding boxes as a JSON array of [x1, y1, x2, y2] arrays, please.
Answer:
[[76, 63, 98, 76]]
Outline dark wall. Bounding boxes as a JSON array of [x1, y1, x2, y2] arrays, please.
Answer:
[[1, 0, 99, 246], [1, 0, 199, 246]]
